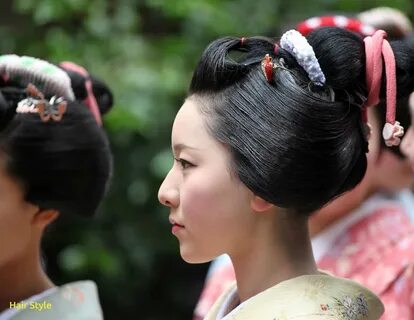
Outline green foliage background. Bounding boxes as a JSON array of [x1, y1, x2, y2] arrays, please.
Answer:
[[0, 0, 411, 318]]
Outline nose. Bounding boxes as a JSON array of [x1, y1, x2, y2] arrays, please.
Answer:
[[158, 170, 180, 208], [400, 126, 414, 164]]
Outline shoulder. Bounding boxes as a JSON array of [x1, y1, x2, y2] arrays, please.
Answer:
[[207, 274, 384, 320]]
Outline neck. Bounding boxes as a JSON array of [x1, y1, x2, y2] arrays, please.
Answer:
[[0, 244, 54, 312], [229, 212, 318, 303]]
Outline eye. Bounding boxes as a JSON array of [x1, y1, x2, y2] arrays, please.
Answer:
[[174, 157, 194, 170]]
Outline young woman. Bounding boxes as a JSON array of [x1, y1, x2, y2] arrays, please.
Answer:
[[0, 55, 113, 320], [193, 12, 414, 319], [158, 26, 414, 319]]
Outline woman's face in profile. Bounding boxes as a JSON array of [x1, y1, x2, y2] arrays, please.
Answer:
[[158, 97, 255, 264], [0, 157, 38, 267]]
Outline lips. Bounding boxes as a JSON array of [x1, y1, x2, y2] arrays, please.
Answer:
[[171, 218, 185, 235], [169, 217, 185, 228], [173, 222, 184, 228], [168, 217, 184, 228]]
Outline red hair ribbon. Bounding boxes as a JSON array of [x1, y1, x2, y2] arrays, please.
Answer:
[[59, 61, 102, 126], [297, 16, 376, 37], [364, 30, 403, 146]]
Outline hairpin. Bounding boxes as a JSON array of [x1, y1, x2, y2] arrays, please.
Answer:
[[280, 29, 326, 86], [16, 83, 67, 122], [37, 95, 67, 122], [261, 54, 275, 83]]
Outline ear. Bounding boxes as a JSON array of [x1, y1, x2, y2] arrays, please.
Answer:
[[31, 208, 60, 230], [250, 195, 274, 213]]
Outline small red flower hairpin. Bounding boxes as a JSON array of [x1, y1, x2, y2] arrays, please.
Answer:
[[261, 54, 275, 83]]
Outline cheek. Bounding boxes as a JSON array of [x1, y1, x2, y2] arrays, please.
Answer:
[[180, 170, 246, 228], [181, 176, 228, 220]]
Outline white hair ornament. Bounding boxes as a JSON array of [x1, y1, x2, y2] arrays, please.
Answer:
[[280, 29, 326, 86]]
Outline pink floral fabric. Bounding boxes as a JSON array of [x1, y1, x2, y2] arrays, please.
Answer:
[[318, 204, 414, 319], [194, 261, 236, 320], [194, 204, 414, 320]]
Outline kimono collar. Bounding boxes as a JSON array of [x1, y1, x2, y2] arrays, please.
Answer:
[[4, 281, 103, 320], [205, 274, 384, 320]]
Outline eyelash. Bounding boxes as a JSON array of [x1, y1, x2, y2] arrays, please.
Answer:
[[174, 157, 193, 170]]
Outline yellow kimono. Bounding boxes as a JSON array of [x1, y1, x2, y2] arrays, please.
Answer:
[[1, 281, 103, 320], [205, 274, 384, 320]]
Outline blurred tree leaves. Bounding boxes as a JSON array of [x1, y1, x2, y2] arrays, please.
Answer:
[[1, 0, 412, 318]]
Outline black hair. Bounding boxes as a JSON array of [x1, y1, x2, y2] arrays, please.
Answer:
[[189, 27, 414, 215], [0, 74, 113, 217]]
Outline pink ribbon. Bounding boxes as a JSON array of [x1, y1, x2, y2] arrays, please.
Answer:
[[364, 30, 403, 146], [59, 61, 102, 126]]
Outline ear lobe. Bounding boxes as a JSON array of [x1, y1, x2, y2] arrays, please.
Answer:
[[250, 195, 274, 212], [31, 208, 60, 230]]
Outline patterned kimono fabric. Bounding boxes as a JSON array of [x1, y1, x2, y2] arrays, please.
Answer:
[[0, 281, 103, 320], [204, 274, 383, 320]]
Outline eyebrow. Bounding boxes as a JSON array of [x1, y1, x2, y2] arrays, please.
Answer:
[[172, 143, 199, 153]]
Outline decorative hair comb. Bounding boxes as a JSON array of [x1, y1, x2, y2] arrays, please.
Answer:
[[0, 55, 74, 100], [16, 84, 67, 122], [280, 29, 326, 86]]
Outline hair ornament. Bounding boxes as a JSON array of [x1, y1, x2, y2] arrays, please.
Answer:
[[261, 54, 275, 83], [297, 15, 376, 37], [280, 29, 326, 86], [364, 30, 403, 146], [0, 55, 74, 100], [382, 122, 404, 146], [17, 83, 67, 122], [59, 61, 102, 126]]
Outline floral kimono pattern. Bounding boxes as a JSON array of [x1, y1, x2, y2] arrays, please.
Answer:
[[318, 203, 414, 320], [204, 274, 384, 320]]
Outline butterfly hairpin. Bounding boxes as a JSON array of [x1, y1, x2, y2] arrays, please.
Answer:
[[37, 95, 67, 122], [17, 83, 67, 122]]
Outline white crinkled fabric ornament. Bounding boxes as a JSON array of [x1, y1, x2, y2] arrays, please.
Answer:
[[280, 29, 326, 86]]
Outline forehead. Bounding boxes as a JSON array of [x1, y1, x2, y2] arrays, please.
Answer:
[[172, 98, 211, 147]]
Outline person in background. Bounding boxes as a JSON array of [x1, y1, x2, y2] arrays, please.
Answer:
[[0, 55, 113, 320], [194, 8, 414, 320]]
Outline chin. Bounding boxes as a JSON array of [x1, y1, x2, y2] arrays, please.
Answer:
[[180, 249, 213, 264]]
